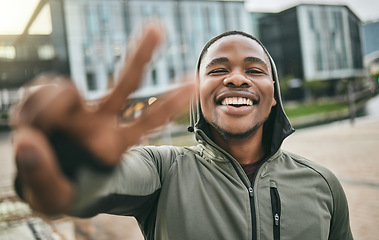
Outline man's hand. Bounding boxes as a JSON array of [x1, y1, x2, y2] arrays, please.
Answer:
[[11, 23, 195, 214]]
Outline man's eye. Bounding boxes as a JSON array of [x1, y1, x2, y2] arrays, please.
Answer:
[[209, 69, 228, 75], [246, 69, 265, 74]]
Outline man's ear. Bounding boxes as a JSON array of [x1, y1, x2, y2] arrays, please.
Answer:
[[272, 81, 277, 107], [272, 97, 277, 107]]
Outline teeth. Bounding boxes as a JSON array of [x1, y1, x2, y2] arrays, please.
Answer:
[[221, 97, 253, 106]]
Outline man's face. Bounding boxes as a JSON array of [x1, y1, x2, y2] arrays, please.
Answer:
[[198, 35, 277, 139]]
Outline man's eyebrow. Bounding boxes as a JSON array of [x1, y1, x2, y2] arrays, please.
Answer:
[[244, 56, 269, 69], [206, 57, 229, 69]]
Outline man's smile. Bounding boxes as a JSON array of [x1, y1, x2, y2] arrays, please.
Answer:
[[216, 91, 259, 106], [221, 97, 253, 106], [215, 91, 260, 115]]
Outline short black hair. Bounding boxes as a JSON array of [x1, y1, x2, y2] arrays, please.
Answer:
[[196, 30, 270, 72]]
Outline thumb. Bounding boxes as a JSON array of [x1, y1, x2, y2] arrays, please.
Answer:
[[14, 127, 74, 215]]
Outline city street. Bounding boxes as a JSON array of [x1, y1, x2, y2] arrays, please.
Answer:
[[282, 116, 379, 240], [0, 97, 379, 239], [1, 0, 378, 239]]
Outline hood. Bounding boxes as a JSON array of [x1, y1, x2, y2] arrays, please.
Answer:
[[188, 32, 294, 159]]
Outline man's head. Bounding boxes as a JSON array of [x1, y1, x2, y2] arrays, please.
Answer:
[[196, 31, 277, 140]]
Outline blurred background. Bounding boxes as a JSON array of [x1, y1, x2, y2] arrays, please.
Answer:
[[0, 0, 378, 239]]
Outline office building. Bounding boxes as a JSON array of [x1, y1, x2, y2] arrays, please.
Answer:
[[259, 4, 365, 100], [61, 0, 253, 100]]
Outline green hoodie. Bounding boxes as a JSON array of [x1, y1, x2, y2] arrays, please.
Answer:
[[67, 32, 353, 240]]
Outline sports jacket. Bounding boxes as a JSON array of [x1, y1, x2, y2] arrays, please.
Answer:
[[69, 135, 352, 240], [67, 40, 353, 240]]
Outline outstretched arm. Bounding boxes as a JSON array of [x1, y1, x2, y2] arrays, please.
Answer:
[[11, 22, 195, 215]]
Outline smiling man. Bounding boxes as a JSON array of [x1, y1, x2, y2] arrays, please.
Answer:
[[198, 32, 277, 170], [13, 26, 353, 240]]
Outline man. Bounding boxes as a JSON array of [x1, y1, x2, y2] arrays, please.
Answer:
[[13, 23, 353, 239]]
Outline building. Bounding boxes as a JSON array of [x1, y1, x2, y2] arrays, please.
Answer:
[[1, 0, 255, 111], [259, 4, 366, 100], [362, 19, 379, 76], [61, 0, 254, 100], [362, 19, 379, 56], [0, 0, 69, 110]]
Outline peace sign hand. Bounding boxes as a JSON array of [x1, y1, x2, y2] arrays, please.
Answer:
[[12, 23, 195, 214]]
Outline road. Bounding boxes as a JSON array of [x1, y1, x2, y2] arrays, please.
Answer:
[[282, 115, 379, 240]]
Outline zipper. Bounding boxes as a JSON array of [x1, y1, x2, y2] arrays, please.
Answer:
[[270, 183, 281, 240], [248, 186, 256, 240], [248, 187, 254, 197], [227, 160, 261, 240], [197, 131, 262, 240], [226, 158, 258, 240]]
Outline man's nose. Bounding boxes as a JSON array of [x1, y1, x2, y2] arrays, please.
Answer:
[[223, 74, 252, 88]]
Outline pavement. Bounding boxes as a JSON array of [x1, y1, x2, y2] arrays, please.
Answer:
[[0, 114, 378, 239], [282, 116, 379, 240]]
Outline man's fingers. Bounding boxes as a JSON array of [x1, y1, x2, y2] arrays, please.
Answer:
[[80, 82, 195, 166], [14, 127, 74, 215], [119, 82, 195, 148], [100, 22, 164, 115]]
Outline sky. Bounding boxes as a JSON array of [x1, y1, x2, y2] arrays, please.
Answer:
[[0, 0, 378, 35], [246, 0, 379, 22]]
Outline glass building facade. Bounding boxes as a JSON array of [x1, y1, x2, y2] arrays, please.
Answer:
[[362, 20, 379, 56], [61, 0, 253, 100], [298, 4, 365, 82], [259, 4, 365, 83], [362, 20, 379, 76]]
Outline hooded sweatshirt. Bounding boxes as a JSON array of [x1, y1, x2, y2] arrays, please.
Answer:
[[65, 32, 353, 240]]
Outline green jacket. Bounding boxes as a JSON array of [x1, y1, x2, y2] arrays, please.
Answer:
[[68, 42, 353, 239], [69, 135, 352, 240]]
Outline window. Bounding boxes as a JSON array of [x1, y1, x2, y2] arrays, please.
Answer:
[[0, 46, 15, 60], [151, 69, 157, 86], [86, 72, 97, 91], [169, 67, 175, 82], [308, 11, 315, 30], [86, 5, 99, 36], [28, 3, 52, 35], [38, 45, 55, 60], [203, 7, 211, 34], [316, 33, 323, 71]]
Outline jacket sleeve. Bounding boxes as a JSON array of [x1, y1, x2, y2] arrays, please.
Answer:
[[327, 174, 354, 240], [67, 146, 179, 218]]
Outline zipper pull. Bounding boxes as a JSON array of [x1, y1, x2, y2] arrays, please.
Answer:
[[274, 213, 280, 226], [248, 187, 254, 198]]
